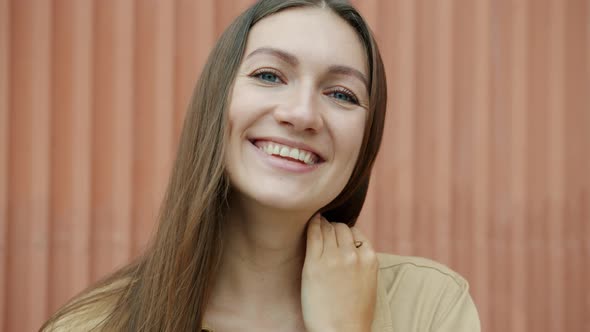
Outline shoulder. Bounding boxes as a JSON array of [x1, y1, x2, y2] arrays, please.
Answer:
[[376, 253, 468, 288], [373, 253, 481, 331]]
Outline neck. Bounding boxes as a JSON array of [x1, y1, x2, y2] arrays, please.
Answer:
[[209, 193, 314, 320]]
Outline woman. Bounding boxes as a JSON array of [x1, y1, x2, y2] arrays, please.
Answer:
[[41, 0, 480, 331]]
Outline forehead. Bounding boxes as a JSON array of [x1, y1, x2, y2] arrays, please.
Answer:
[[244, 7, 368, 76]]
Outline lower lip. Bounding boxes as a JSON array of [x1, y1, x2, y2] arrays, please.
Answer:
[[249, 141, 321, 174]]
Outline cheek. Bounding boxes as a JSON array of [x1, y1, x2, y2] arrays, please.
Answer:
[[335, 113, 366, 158], [226, 93, 251, 141], [227, 83, 271, 138]]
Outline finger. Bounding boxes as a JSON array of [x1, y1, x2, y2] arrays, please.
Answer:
[[306, 214, 323, 259], [350, 227, 374, 251], [320, 216, 337, 253], [332, 222, 355, 249]]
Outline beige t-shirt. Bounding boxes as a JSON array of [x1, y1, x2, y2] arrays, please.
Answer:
[[367, 253, 481, 332], [204, 253, 481, 332], [45, 254, 480, 331]]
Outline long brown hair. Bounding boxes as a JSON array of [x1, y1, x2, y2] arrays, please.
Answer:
[[40, 0, 387, 331]]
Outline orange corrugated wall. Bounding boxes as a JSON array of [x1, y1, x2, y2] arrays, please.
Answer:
[[1, 0, 588, 331]]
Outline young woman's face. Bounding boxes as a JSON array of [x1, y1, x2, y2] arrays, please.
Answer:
[[225, 7, 369, 213]]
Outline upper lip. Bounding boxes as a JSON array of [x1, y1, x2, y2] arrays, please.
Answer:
[[249, 136, 326, 161]]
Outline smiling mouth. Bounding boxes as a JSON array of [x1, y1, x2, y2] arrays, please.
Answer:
[[250, 140, 323, 165]]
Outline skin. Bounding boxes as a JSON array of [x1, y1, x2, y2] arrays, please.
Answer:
[[207, 7, 378, 332]]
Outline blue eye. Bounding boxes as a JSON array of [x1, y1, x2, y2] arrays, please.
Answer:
[[329, 89, 359, 104], [253, 70, 283, 84]]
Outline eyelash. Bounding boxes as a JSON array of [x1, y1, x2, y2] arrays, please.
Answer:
[[249, 69, 360, 105], [327, 87, 359, 105], [250, 68, 285, 84]]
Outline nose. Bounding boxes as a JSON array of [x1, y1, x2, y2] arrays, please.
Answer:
[[272, 88, 324, 133]]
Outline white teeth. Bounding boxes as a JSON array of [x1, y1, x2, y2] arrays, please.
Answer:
[[279, 146, 290, 157], [256, 141, 318, 165], [297, 151, 306, 163], [297, 151, 309, 163], [289, 148, 299, 160]]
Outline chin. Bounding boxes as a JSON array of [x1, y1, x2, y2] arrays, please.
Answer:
[[229, 184, 326, 214]]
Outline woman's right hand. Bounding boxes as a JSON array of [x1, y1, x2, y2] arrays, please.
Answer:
[[300, 214, 379, 332]]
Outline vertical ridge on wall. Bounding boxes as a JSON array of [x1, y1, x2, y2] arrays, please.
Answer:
[[546, 1, 565, 330], [510, 0, 528, 331], [69, 0, 93, 302], [8, 1, 31, 329], [152, 0, 175, 236], [132, 0, 157, 256], [29, 1, 52, 330], [527, 0, 551, 329], [565, 1, 590, 330], [388, 0, 416, 255], [111, 0, 134, 269], [431, 0, 452, 268], [0, 0, 9, 328], [90, 0, 115, 282], [472, 0, 491, 326], [586, 1, 590, 325], [50, 0, 73, 314], [489, 1, 512, 331], [451, 0, 475, 282], [414, 0, 436, 260]]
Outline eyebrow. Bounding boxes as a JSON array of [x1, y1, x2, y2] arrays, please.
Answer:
[[245, 47, 369, 90], [245, 47, 299, 66], [327, 65, 369, 90]]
